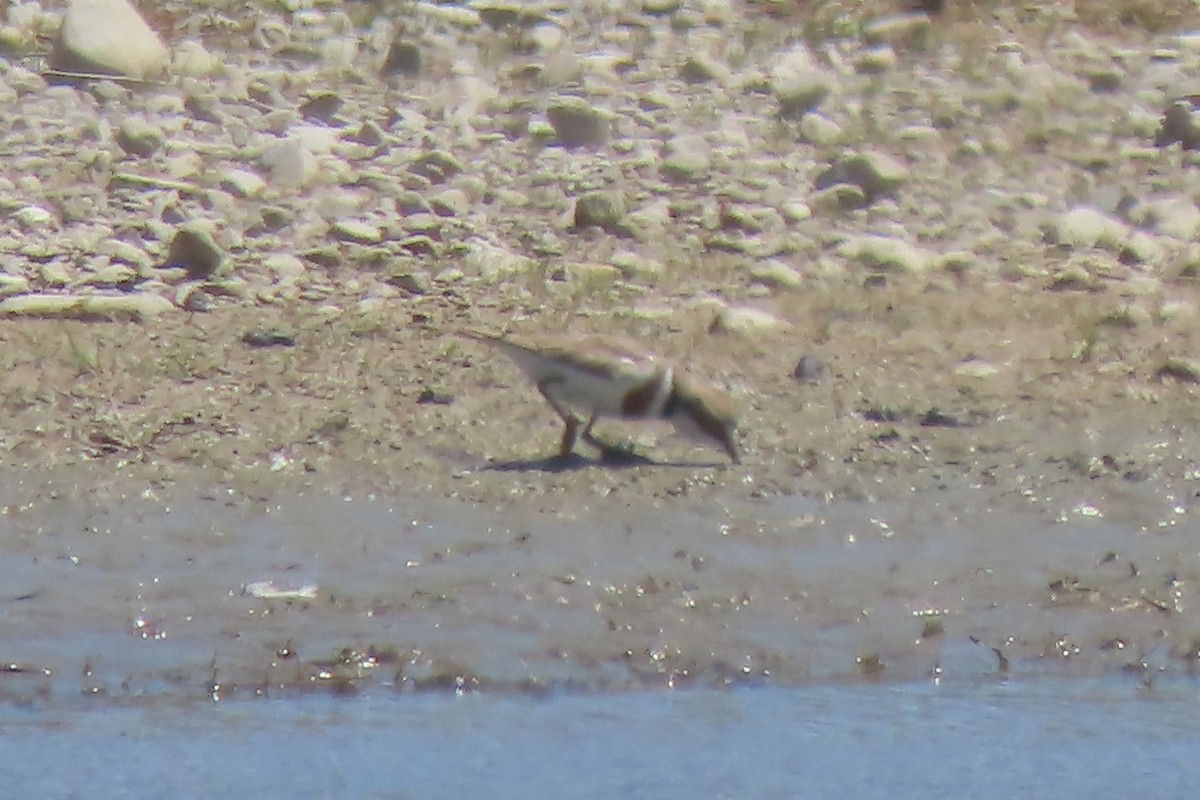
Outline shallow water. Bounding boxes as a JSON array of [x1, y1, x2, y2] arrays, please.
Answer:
[[2, 471, 1198, 697], [3, 678, 1197, 797]]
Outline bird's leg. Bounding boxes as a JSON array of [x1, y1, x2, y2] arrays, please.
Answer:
[[538, 380, 583, 459], [581, 415, 641, 460]]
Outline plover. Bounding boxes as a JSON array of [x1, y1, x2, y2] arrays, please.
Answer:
[[463, 330, 740, 463]]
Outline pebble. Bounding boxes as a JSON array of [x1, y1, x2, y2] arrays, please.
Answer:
[[816, 152, 909, 202], [838, 235, 932, 274], [1044, 207, 1128, 249], [51, 0, 168, 80], [609, 251, 665, 282], [862, 13, 932, 48], [855, 47, 897, 75], [15, 206, 54, 228], [0, 274, 31, 297], [116, 119, 165, 157], [547, 97, 611, 148], [750, 259, 803, 289], [799, 113, 844, 146], [574, 191, 627, 232], [221, 169, 266, 199], [662, 134, 711, 182], [166, 224, 226, 279], [712, 305, 791, 334], [0, 292, 172, 319], [331, 219, 383, 244], [771, 45, 832, 119]]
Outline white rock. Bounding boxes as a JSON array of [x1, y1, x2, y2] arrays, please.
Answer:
[[331, 219, 382, 244], [51, 0, 168, 80], [609, 252, 665, 281], [713, 305, 791, 334], [662, 134, 711, 181], [0, 274, 31, 297], [1045, 207, 1128, 249], [173, 40, 219, 76], [15, 205, 53, 228], [799, 113, 843, 146], [1132, 198, 1200, 240], [262, 253, 307, 285], [750, 259, 803, 289], [463, 239, 532, 282], [838, 235, 932, 273], [221, 169, 266, 199]]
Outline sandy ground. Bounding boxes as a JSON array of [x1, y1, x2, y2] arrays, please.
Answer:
[[4, 282, 1200, 703]]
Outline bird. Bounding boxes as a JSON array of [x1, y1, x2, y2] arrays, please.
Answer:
[[462, 329, 740, 463]]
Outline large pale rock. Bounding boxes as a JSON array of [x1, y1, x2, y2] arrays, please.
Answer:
[[1043, 207, 1128, 250], [51, 0, 168, 80]]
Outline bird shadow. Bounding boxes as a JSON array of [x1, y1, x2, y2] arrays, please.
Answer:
[[480, 449, 726, 473]]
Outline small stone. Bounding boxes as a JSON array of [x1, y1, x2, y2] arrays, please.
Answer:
[[1044, 207, 1128, 249], [712, 305, 790, 334], [15, 205, 53, 228], [382, 39, 421, 76], [0, 292, 172, 319], [573, 191, 626, 232], [221, 169, 266, 199], [1156, 356, 1200, 383], [300, 92, 343, 125], [262, 253, 306, 284], [643, 0, 683, 13], [662, 134, 711, 182], [463, 239, 533, 281], [1047, 265, 1098, 291], [862, 13, 932, 48], [838, 235, 932, 273], [855, 47, 897, 75], [166, 223, 226, 279], [547, 97, 611, 148], [567, 262, 621, 287], [331, 219, 383, 244], [116, 118, 164, 157], [750, 259, 803, 289], [816, 152, 909, 202], [1131, 198, 1200, 239], [799, 113, 843, 146], [173, 39, 218, 76], [954, 360, 999, 380], [409, 151, 464, 184], [417, 386, 455, 405], [1156, 98, 1200, 150], [809, 184, 867, 212], [39, 263, 71, 287], [771, 45, 832, 119], [1119, 232, 1164, 266], [242, 329, 296, 348], [793, 355, 825, 383], [347, 120, 386, 147], [51, 0, 168, 80], [609, 251, 664, 282], [780, 201, 812, 223], [1086, 69, 1122, 93], [679, 54, 727, 84], [473, 1, 520, 30], [0, 274, 31, 297], [387, 271, 431, 294], [79, 263, 137, 287], [430, 188, 470, 218], [260, 140, 318, 188]]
